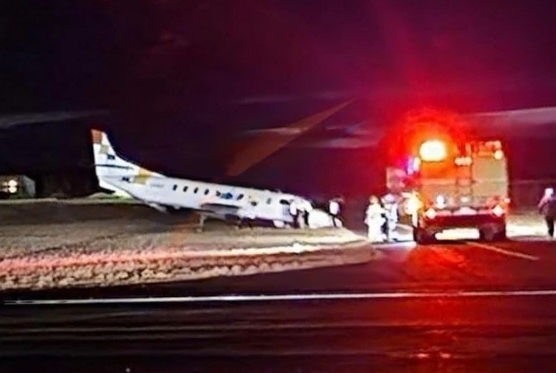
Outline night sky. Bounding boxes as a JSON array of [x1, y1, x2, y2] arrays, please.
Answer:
[[1, 0, 556, 194]]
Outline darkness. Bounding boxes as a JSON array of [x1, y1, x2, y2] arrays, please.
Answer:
[[1, 0, 556, 196]]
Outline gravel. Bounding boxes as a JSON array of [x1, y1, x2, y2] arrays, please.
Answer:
[[0, 200, 375, 291]]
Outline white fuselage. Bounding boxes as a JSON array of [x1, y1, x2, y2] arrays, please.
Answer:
[[101, 173, 303, 226], [91, 129, 338, 228]]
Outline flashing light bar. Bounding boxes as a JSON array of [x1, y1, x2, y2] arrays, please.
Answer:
[[419, 140, 447, 162]]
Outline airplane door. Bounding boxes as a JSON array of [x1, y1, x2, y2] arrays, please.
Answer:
[[279, 199, 293, 223]]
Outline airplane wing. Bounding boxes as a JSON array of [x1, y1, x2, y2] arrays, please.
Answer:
[[467, 107, 556, 126], [243, 120, 367, 137], [295, 137, 379, 149], [464, 107, 556, 136], [224, 100, 354, 176], [0, 110, 110, 129], [0, 104, 354, 177], [257, 106, 556, 149], [242, 127, 306, 136]]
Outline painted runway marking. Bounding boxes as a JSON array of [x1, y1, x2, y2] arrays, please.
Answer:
[[7, 289, 556, 306], [466, 242, 539, 261]]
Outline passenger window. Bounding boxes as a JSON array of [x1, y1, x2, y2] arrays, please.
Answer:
[[183, 186, 188, 192], [194, 187, 199, 193], [237, 194, 244, 200], [107, 154, 116, 160], [204, 189, 209, 195], [172, 185, 177, 191], [266, 198, 272, 204]]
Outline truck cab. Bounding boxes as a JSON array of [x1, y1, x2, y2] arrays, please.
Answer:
[[388, 139, 509, 244]]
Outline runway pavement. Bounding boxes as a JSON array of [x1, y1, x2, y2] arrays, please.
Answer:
[[3, 232, 556, 372]]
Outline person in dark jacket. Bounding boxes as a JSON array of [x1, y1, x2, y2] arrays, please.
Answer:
[[538, 188, 556, 238]]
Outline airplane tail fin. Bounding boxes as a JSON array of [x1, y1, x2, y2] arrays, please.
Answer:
[[90, 129, 142, 194]]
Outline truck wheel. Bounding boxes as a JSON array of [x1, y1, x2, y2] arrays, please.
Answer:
[[479, 227, 496, 242], [495, 226, 507, 241], [413, 228, 433, 245], [480, 225, 506, 242]]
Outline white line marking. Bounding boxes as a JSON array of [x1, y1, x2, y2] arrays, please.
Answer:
[[466, 242, 539, 261], [7, 289, 556, 305]]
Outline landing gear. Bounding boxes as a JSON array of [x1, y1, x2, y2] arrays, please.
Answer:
[[197, 214, 207, 233]]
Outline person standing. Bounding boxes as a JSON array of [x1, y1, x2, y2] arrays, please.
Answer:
[[289, 199, 299, 228], [365, 196, 385, 242], [381, 193, 399, 242], [296, 200, 307, 229], [538, 187, 556, 238], [328, 197, 341, 227], [300, 199, 313, 228]]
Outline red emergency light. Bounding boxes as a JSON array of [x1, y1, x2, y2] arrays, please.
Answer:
[[383, 108, 469, 165], [418, 140, 447, 161]]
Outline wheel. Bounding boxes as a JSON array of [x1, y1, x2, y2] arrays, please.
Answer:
[[413, 227, 433, 245], [479, 227, 496, 242], [479, 225, 506, 242], [494, 226, 507, 241]]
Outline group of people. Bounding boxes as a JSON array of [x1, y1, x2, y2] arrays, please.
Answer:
[[236, 186, 556, 238], [288, 196, 344, 229], [365, 193, 400, 243], [362, 186, 556, 242], [287, 198, 313, 228]]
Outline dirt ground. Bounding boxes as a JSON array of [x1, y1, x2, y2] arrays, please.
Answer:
[[0, 199, 375, 291]]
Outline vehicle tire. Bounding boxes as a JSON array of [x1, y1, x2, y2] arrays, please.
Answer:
[[494, 226, 507, 241], [413, 228, 433, 245], [480, 225, 506, 242], [479, 227, 496, 242]]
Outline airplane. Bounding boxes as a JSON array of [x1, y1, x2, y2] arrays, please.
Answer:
[[241, 106, 556, 149], [0, 102, 355, 228], [91, 129, 339, 231], [3, 102, 555, 213]]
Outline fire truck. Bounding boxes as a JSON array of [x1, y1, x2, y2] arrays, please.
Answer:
[[385, 123, 509, 244]]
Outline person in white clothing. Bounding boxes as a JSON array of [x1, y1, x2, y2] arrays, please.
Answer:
[[381, 193, 399, 242], [538, 187, 556, 238], [365, 196, 385, 242], [299, 199, 313, 228], [328, 198, 341, 227], [296, 200, 307, 229]]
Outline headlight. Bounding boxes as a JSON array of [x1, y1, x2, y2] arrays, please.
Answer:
[[424, 208, 437, 219], [492, 205, 505, 217], [435, 195, 446, 208]]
